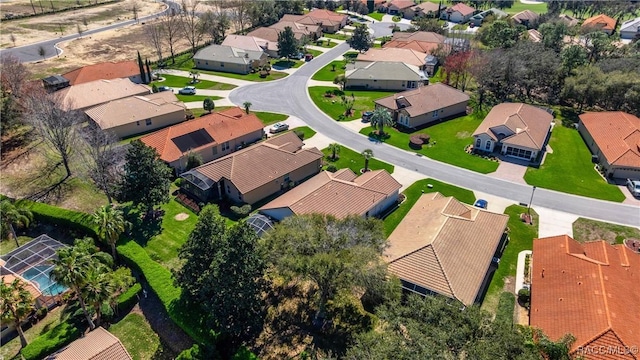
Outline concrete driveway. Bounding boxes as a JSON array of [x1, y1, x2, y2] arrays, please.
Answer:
[[487, 161, 528, 185]]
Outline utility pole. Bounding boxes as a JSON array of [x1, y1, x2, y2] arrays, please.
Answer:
[[528, 186, 537, 221]]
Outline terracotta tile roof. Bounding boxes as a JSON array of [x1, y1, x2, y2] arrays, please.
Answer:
[[222, 35, 278, 52], [385, 192, 508, 305], [391, 32, 447, 44], [472, 103, 553, 151], [528, 29, 542, 42], [413, 2, 441, 13], [1, 272, 42, 299], [530, 235, 640, 358], [62, 61, 140, 86], [357, 48, 429, 68], [388, 0, 416, 10], [47, 327, 132, 360], [383, 39, 446, 54], [512, 9, 539, 24], [579, 112, 640, 168], [194, 132, 323, 194], [246, 27, 281, 43], [375, 83, 470, 118], [260, 169, 400, 219], [140, 107, 264, 163], [447, 2, 475, 17], [56, 78, 150, 110], [582, 14, 617, 31], [85, 92, 185, 130], [291, 9, 348, 26]]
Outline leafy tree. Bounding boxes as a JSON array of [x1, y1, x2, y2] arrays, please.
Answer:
[[243, 101, 252, 114], [185, 151, 203, 171], [477, 20, 524, 49], [179, 0, 204, 54], [413, 18, 445, 35], [261, 214, 388, 324], [361, 149, 374, 172], [582, 30, 613, 63], [277, 26, 299, 59], [0, 278, 34, 348], [201, 9, 231, 45], [538, 22, 567, 52], [328, 142, 341, 160], [561, 45, 588, 75], [119, 140, 172, 215], [347, 24, 372, 53], [83, 266, 133, 326], [0, 200, 33, 244], [443, 50, 474, 91], [203, 97, 215, 113], [93, 204, 130, 259], [334, 74, 346, 91], [562, 65, 606, 111], [370, 107, 393, 136], [189, 70, 200, 83]]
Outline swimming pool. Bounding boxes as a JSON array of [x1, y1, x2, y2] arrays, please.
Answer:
[[21, 265, 67, 296]]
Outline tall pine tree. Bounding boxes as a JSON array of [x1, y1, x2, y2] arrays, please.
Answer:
[[137, 51, 146, 83], [277, 26, 298, 59]]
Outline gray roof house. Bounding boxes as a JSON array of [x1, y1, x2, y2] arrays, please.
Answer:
[[345, 61, 427, 91], [194, 44, 269, 75], [620, 17, 640, 39]]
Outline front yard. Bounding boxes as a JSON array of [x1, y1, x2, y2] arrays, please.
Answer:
[[309, 86, 394, 121], [368, 11, 385, 21], [175, 94, 222, 103], [523, 125, 625, 202], [323, 33, 350, 40], [572, 217, 640, 244], [253, 111, 288, 125], [164, 53, 288, 82], [359, 112, 500, 174], [321, 145, 394, 176], [291, 126, 317, 140], [153, 74, 237, 90], [311, 60, 346, 81]]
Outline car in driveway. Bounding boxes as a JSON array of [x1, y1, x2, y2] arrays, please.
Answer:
[[362, 111, 373, 122], [627, 179, 640, 197], [178, 86, 196, 95], [474, 199, 488, 209], [157, 86, 172, 92], [269, 122, 289, 133]]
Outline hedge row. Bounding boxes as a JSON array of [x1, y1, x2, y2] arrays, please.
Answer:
[[495, 292, 516, 326], [20, 321, 82, 360], [16, 199, 98, 239], [116, 283, 142, 314]]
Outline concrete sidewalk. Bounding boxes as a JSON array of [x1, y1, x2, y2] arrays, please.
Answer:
[[514, 250, 532, 294], [302, 132, 332, 150]]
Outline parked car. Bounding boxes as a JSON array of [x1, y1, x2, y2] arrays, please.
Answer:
[[474, 199, 488, 209], [157, 86, 172, 92], [178, 86, 196, 95], [627, 179, 640, 197], [362, 111, 373, 122], [269, 122, 289, 133]]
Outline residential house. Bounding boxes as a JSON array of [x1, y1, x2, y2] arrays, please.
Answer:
[[383, 0, 416, 17], [222, 34, 279, 58], [194, 44, 268, 75], [84, 92, 186, 139], [440, 2, 475, 23], [383, 31, 448, 55], [281, 9, 348, 33], [578, 111, 640, 179], [558, 13, 579, 27], [260, 169, 401, 221], [62, 60, 143, 86], [357, 47, 429, 70], [620, 17, 640, 39], [56, 78, 150, 111], [472, 103, 553, 161], [46, 327, 133, 359], [0, 269, 43, 340], [530, 235, 640, 359], [469, 8, 508, 27], [582, 14, 616, 35], [140, 107, 264, 172], [511, 9, 539, 28], [411, 2, 445, 19], [527, 29, 542, 42], [345, 61, 427, 91], [247, 21, 322, 44], [385, 192, 509, 306], [41, 75, 69, 92], [181, 132, 323, 205], [375, 83, 469, 128]]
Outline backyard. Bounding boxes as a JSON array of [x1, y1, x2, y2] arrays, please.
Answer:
[[321, 145, 394, 176], [572, 217, 640, 244], [110, 313, 165, 360], [152, 74, 237, 90], [309, 86, 394, 121], [359, 112, 499, 174]]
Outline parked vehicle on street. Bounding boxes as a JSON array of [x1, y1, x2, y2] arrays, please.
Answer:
[[270, 122, 289, 133], [474, 199, 488, 209], [178, 86, 196, 95], [627, 179, 640, 197], [157, 86, 172, 92]]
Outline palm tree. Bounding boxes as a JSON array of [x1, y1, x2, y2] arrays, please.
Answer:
[[82, 268, 113, 327], [189, 70, 200, 83], [370, 107, 394, 136], [93, 205, 130, 260], [328, 143, 341, 160], [50, 238, 112, 330], [1, 200, 33, 246], [361, 149, 374, 173], [243, 101, 252, 114], [0, 278, 35, 348]]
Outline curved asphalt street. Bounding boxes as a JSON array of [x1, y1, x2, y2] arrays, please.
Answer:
[[230, 37, 640, 228], [0, 0, 180, 63]]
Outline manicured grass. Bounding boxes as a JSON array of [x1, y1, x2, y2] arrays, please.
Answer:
[[153, 74, 236, 90], [383, 178, 476, 236], [321, 145, 395, 177], [271, 59, 303, 69], [253, 111, 288, 125], [481, 205, 538, 314], [309, 86, 394, 121], [175, 94, 222, 103], [495, 292, 516, 325], [524, 125, 625, 202], [311, 60, 346, 81], [163, 54, 288, 82], [306, 48, 323, 58], [0, 306, 66, 360], [189, 106, 234, 118], [572, 218, 640, 244], [110, 313, 163, 360], [359, 112, 499, 174], [368, 11, 385, 21], [425, 0, 546, 14], [323, 33, 350, 40], [314, 39, 338, 48], [291, 126, 316, 140]]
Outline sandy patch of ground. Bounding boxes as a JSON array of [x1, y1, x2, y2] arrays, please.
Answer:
[[174, 213, 189, 221], [0, 0, 165, 48]]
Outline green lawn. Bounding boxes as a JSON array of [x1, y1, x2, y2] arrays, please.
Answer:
[[306, 48, 324, 58], [359, 112, 499, 174], [383, 178, 476, 236], [163, 54, 288, 82], [291, 126, 316, 140], [321, 145, 395, 176], [572, 218, 640, 244], [314, 39, 338, 48], [272, 59, 303, 69], [323, 33, 350, 40], [523, 125, 625, 202], [110, 313, 163, 360], [311, 60, 346, 81], [189, 106, 234, 118], [481, 205, 538, 314], [309, 86, 394, 121], [0, 306, 66, 360], [368, 11, 385, 21], [425, 0, 547, 14], [153, 74, 236, 90], [175, 94, 222, 103], [253, 111, 288, 125]]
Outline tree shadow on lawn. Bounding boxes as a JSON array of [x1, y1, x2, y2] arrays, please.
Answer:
[[123, 205, 163, 247]]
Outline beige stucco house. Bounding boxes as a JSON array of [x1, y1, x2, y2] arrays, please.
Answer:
[[440, 2, 475, 23], [281, 9, 347, 33], [194, 45, 268, 74], [345, 61, 427, 91], [222, 34, 279, 58], [56, 78, 150, 111]]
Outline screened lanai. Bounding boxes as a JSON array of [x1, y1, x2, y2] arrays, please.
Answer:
[[247, 214, 274, 237], [181, 170, 217, 202]]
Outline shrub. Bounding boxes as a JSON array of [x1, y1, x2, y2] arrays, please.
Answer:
[[332, 89, 344, 96], [294, 129, 305, 140], [495, 292, 515, 325], [517, 288, 531, 309], [185, 109, 195, 120], [175, 192, 201, 213], [116, 283, 142, 314], [175, 178, 184, 187], [36, 306, 48, 319], [326, 293, 376, 340], [326, 164, 338, 172], [230, 204, 252, 217], [15, 199, 98, 240], [259, 70, 269, 78], [20, 321, 82, 360], [409, 135, 423, 149]]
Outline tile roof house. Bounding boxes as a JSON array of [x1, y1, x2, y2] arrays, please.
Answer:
[[511, 9, 539, 28], [357, 47, 430, 69], [56, 78, 150, 111], [384, 0, 417, 17], [530, 235, 640, 359], [527, 29, 542, 42], [383, 31, 449, 57], [582, 14, 617, 35], [620, 17, 640, 39], [140, 107, 264, 172], [181, 132, 323, 205], [259, 169, 401, 220], [281, 9, 348, 33], [410, 2, 445, 19], [375, 83, 469, 128], [46, 327, 132, 359], [385, 192, 509, 306], [41, 75, 70, 92], [194, 44, 268, 75], [441, 2, 475, 23], [345, 61, 427, 91], [472, 103, 553, 161], [222, 34, 279, 58], [247, 21, 322, 43], [578, 111, 640, 179], [62, 61, 142, 86], [85, 91, 186, 139], [558, 14, 579, 27]]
